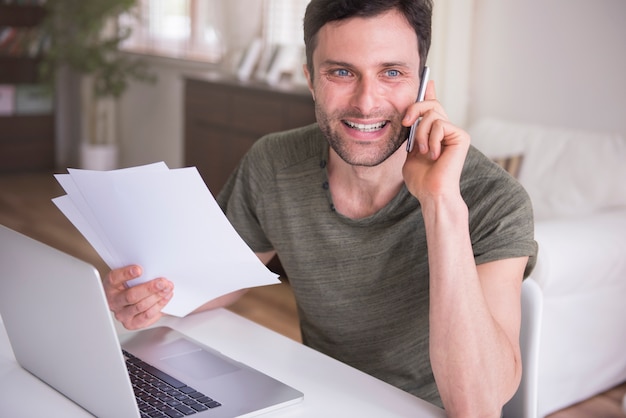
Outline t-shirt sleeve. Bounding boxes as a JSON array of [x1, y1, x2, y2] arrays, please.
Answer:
[[216, 137, 275, 253], [462, 147, 538, 278]]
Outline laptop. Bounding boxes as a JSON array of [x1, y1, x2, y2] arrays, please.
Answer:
[[0, 225, 303, 418]]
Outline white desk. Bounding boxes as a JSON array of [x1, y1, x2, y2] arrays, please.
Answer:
[[0, 308, 445, 417]]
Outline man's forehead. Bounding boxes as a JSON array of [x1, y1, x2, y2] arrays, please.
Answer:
[[313, 10, 420, 66], [320, 8, 412, 35]]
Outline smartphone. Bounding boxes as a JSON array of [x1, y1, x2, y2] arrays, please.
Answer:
[[406, 65, 430, 152]]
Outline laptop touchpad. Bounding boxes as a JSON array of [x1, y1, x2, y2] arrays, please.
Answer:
[[161, 338, 240, 380]]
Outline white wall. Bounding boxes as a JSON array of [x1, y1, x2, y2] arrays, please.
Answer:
[[116, 1, 263, 169], [469, 0, 626, 137], [116, 1, 626, 168], [429, 0, 474, 128]]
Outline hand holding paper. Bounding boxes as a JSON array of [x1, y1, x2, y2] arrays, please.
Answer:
[[53, 162, 279, 317]]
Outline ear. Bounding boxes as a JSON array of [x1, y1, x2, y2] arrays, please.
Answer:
[[302, 64, 315, 101]]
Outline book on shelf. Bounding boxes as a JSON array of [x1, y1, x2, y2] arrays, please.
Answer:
[[15, 84, 52, 115], [0, 84, 16, 115], [0, 84, 52, 116], [0, 26, 48, 57]]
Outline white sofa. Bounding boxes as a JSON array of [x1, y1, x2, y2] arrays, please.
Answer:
[[469, 118, 626, 417]]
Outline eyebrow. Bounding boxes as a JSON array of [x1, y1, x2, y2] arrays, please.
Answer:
[[319, 59, 412, 69], [319, 60, 353, 68]]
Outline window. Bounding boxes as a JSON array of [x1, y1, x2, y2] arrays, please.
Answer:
[[262, 0, 308, 48], [122, 0, 309, 66], [121, 0, 225, 62]]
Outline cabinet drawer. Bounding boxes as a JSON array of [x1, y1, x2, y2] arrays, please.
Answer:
[[232, 92, 284, 135], [0, 57, 42, 84], [186, 84, 307, 136], [0, 115, 54, 171], [184, 75, 315, 194], [185, 82, 233, 128], [283, 98, 316, 130], [185, 124, 256, 194], [0, 138, 54, 171], [0, 114, 54, 140]]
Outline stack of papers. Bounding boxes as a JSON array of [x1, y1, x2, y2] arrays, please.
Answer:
[[53, 162, 279, 317]]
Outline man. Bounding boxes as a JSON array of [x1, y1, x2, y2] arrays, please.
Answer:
[[105, 0, 537, 416]]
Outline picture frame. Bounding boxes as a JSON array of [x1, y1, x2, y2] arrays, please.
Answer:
[[236, 38, 263, 82], [264, 45, 303, 86]]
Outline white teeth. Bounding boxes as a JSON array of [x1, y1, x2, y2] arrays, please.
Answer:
[[345, 120, 386, 132]]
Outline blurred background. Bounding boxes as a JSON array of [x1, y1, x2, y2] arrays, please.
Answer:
[[2, 0, 624, 172]]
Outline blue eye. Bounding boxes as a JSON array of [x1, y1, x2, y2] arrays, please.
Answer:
[[335, 69, 350, 77], [386, 69, 400, 77]]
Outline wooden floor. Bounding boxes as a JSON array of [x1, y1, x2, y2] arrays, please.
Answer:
[[1, 171, 624, 417]]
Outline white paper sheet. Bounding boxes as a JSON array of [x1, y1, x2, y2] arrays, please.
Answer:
[[53, 162, 279, 317]]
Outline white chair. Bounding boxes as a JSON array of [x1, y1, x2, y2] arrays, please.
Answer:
[[503, 278, 543, 418]]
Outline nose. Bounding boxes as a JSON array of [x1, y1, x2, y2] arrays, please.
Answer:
[[349, 76, 380, 116]]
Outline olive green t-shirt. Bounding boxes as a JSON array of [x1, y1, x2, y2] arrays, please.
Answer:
[[217, 123, 537, 407]]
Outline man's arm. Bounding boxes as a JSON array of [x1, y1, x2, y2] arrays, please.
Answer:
[[422, 191, 525, 416], [104, 250, 277, 330], [402, 81, 525, 416]]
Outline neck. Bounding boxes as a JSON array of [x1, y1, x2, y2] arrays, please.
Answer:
[[327, 147, 406, 219]]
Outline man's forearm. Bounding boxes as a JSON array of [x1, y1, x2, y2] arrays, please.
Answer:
[[422, 194, 521, 417]]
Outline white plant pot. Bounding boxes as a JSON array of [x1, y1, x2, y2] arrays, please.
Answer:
[[80, 143, 118, 171]]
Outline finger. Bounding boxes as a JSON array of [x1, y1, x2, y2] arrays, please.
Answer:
[[116, 304, 162, 330], [404, 85, 446, 153], [117, 289, 173, 330], [127, 304, 166, 330], [110, 277, 172, 309], [425, 118, 446, 160], [106, 265, 142, 289], [402, 80, 437, 128], [420, 118, 469, 161], [123, 278, 172, 305], [414, 107, 448, 156]]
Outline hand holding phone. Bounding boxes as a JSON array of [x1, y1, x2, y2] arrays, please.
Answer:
[[406, 66, 430, 152]]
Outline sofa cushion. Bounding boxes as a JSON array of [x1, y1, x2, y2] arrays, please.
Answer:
[[491, 154, 524, 178], [468, 118, 626, 220]]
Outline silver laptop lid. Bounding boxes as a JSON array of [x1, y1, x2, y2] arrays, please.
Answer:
[[0, 225, 139, 418]]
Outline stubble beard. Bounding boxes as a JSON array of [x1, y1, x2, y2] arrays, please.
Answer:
[[316, 103, 409, 167]]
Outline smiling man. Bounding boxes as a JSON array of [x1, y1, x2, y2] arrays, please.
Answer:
[[104, 1, 538, 416], [309, 8, 420, 170]]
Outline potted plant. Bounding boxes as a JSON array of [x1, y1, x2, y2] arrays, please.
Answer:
[[38, 0, 155, 170]]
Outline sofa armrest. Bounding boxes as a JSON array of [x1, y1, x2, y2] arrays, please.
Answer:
[[530, 207, 626, 295], [532, 207, 626, 416]]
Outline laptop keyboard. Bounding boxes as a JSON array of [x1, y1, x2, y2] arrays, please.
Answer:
[[123, 349, 222, 417]]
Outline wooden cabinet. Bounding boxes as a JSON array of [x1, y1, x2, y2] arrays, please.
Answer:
[[184, 75, 316, 195], [0, 4, 55, 172]]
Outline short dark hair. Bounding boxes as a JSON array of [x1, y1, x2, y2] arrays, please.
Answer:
[[303, 0, 433, 78]]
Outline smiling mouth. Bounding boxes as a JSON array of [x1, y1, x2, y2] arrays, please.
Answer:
[[343, 120, 388, 133]]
